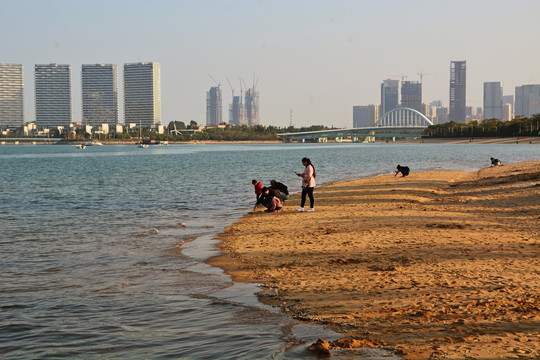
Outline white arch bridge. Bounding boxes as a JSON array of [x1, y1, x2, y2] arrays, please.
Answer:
[[279, 107, 433, 142]]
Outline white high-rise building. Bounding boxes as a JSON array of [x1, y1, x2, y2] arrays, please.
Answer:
[[483, 82, 503, 120], [0, 63, 24, 129], [35, 64, 72, 129], [82, 64, 118, 126], [123, 62, 161, 127]]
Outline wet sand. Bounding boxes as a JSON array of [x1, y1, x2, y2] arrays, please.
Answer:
[[209, 160, 540, 359]]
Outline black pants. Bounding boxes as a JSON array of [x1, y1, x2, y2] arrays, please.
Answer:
[[301, 187, 314, 208]]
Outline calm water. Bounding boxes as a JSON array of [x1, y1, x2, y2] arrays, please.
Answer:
[[1, 142, 538, 359]]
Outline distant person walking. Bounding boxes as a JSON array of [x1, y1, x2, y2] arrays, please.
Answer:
[[296, 157, 316, 212]]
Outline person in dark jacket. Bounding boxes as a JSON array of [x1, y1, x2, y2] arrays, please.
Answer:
[[395, 165, 410, 177], [270, 179, 289, 200], [253, 187, 283, 212]]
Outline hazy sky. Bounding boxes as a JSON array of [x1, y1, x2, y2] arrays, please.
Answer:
[[3, 0, 540, 128]]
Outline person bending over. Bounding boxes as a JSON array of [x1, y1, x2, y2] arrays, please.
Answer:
[[395, 164, 410, 177], [270, 179, 289, 200]]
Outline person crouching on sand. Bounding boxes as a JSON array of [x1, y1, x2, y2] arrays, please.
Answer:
[[253, 187, 283, 213], [296, 157, 316, 212], [270, 179, 289, 201], [395, 164, 410, 177]]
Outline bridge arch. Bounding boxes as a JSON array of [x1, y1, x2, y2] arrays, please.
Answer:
[[375, 107, 433, 127]]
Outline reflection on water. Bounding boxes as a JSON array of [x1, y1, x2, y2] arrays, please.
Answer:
[[1, 143, 538, 359]]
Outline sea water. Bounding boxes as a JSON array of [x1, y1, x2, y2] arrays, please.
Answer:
[[1, 142, 538, 359]]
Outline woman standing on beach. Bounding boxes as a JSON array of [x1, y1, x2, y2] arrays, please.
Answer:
[[296, 157, 316, 212]]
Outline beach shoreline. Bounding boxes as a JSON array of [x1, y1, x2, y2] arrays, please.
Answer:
[[208, 160, 540, 359]]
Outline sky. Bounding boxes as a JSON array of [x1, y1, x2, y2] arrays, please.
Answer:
[[3, 0, 540, 128]]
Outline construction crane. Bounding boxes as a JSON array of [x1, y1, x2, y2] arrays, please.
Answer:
[[389, 75, 408, 82], [208, 74, 221, 88], [226, 78, 235, 97], [417, 71, 430, 83]]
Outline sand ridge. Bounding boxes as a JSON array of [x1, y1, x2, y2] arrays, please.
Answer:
[[209, 161, 540, 359]]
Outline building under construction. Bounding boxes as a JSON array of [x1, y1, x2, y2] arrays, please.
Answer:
[[229, 95, 246, 125], [401, 81, 422, 112], [245, 87, 259, 126], [206, 85, 222, 126]]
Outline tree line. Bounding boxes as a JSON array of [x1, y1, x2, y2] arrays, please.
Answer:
[[423, 114, 540, 138]]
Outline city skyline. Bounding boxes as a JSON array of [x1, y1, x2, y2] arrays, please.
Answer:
[[2, 0, 540, 128]]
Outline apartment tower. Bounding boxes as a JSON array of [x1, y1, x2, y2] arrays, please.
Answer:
[[483, 82, 503, 120], [81, 64, 119, 126], [206, 86, 222, 126], [381, 79, 399, 115], [0, 63, 24, 129], [449, 61, 466, 123], [34, 64, 72, 129], [123, 62, 161, 127]]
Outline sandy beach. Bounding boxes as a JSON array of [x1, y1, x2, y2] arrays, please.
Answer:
[[209, 160, 540, 359]]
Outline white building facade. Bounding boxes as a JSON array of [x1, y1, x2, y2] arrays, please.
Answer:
[[35, 64, 72, 129], [82, 64, 119, 126], [123, 62, 162, 127], [0, 63, 24, 129]]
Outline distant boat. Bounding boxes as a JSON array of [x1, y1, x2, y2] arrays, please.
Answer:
[[75, 144, 86, 149], [85, 141, 103, 146], [137, 143, 149, 148]]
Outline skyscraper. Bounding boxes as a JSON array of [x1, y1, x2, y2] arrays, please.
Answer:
[[35, 64, 72, 129], [353, 105, 379, 128], [515, 84, 540, 117], [245, 87, 259, 126], [381, 79, 399, 115], [0, 63, 24, 129], [483, 82, 503, 120], [449, 61, 466, 123], [124, 62, 161, 127], [82, 64, 118, 126], [206, 86, 222, 126], [401, 81, 422, 112]]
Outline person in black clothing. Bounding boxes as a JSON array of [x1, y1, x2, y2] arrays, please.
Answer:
[[395, 165, 410, 177], [253, 187, 283, 212], [270, 179, 289, 200]]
